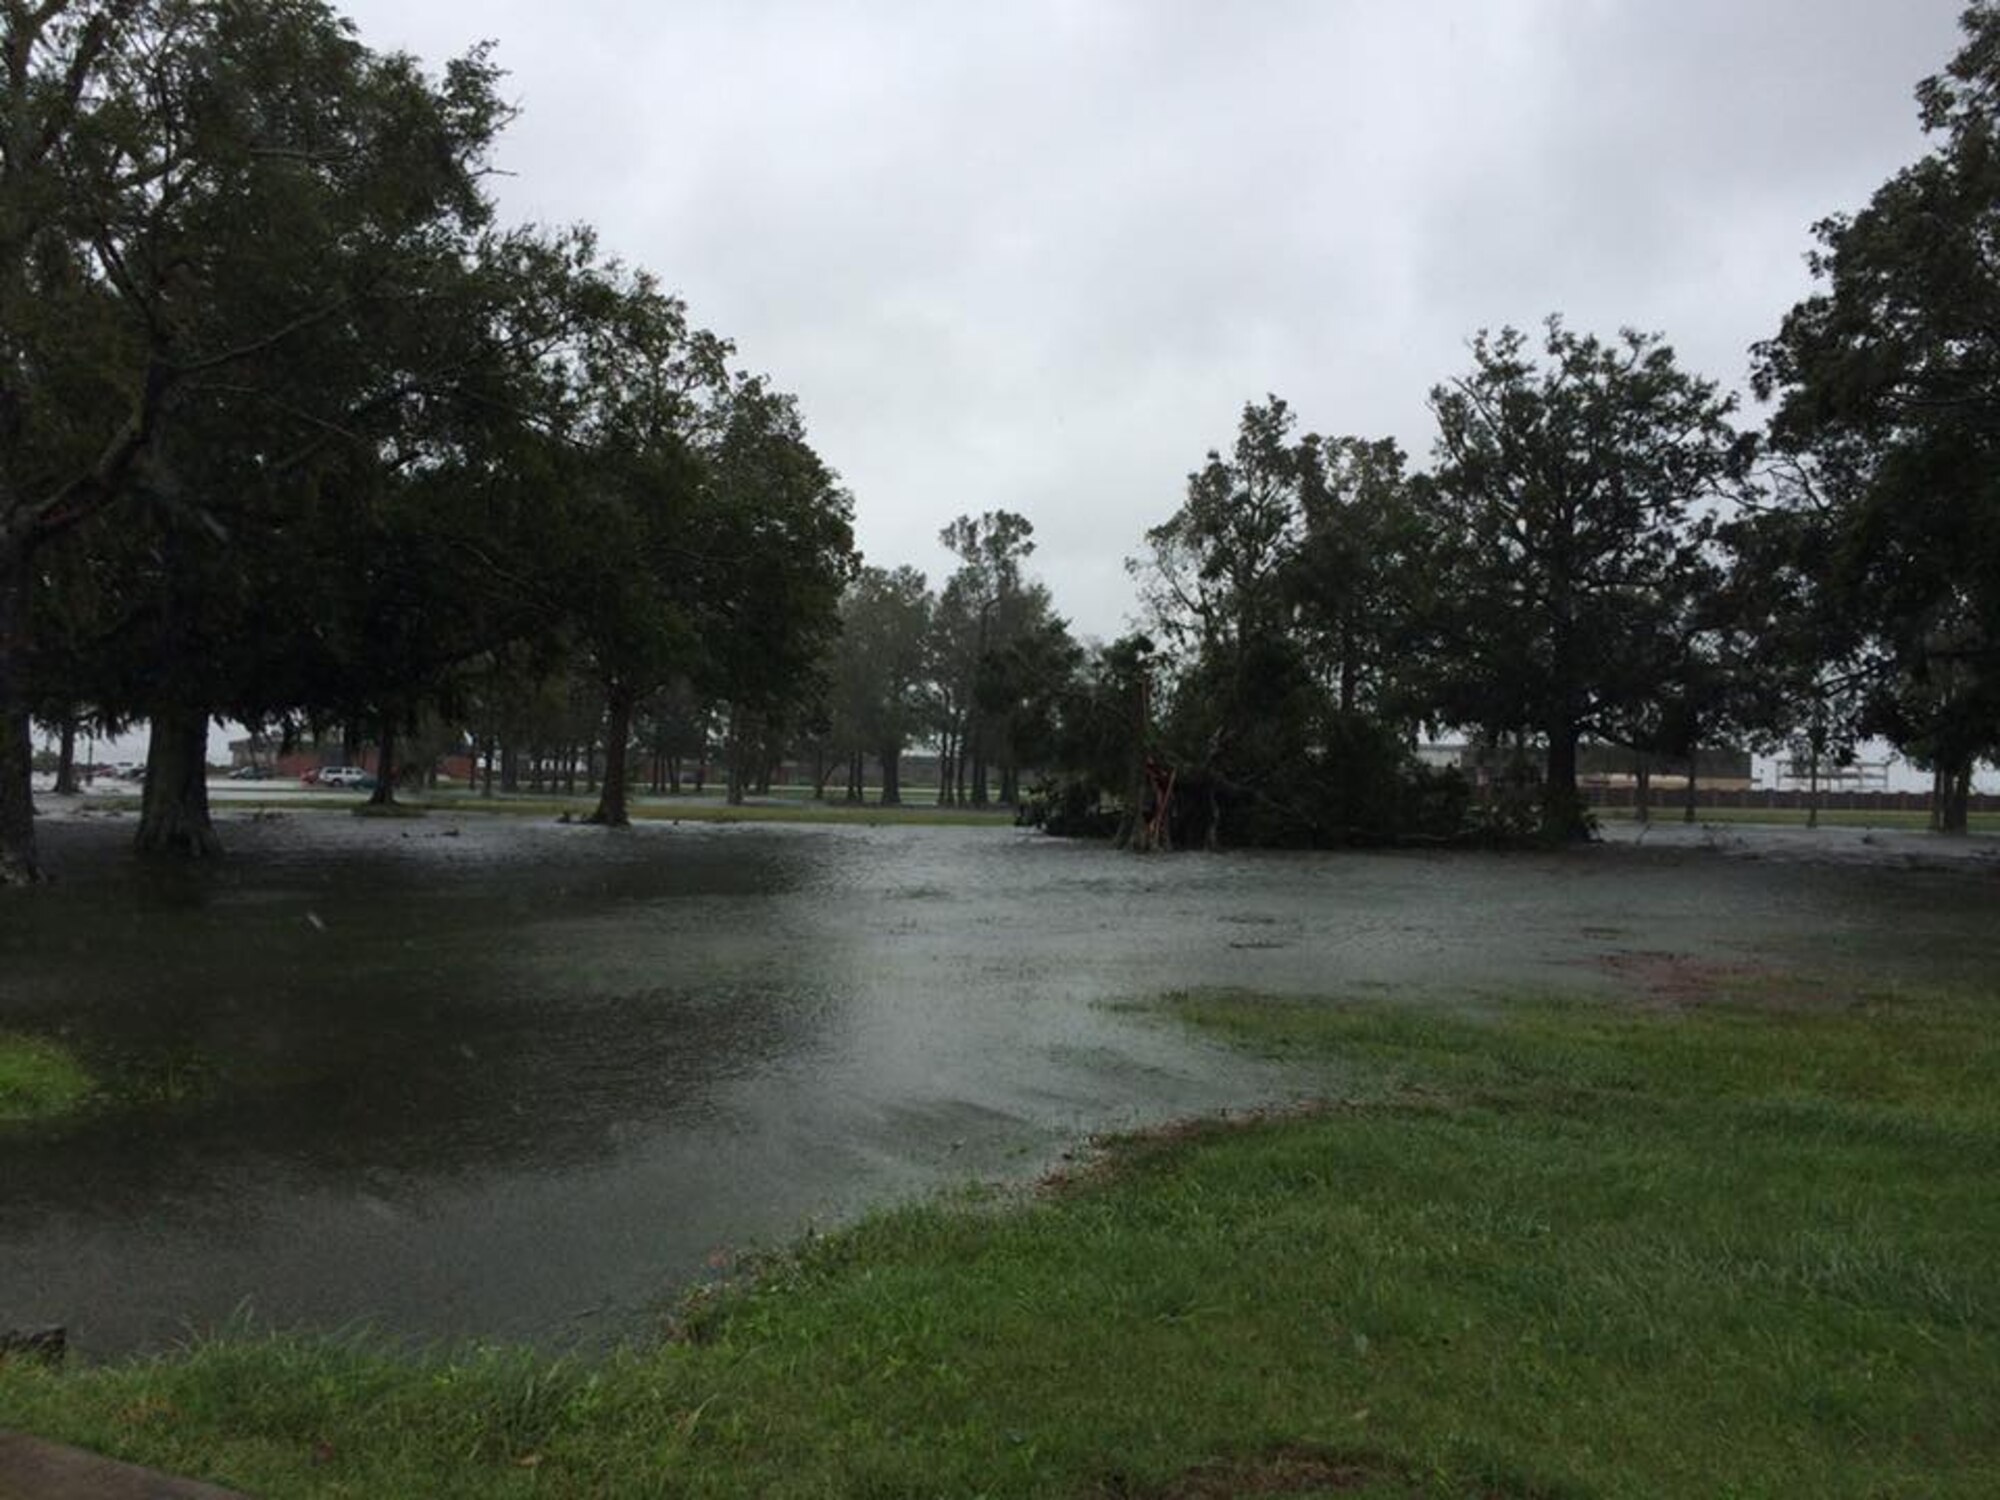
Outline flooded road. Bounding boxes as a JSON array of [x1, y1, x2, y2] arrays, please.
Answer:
[[3, 811, 1995, 1356]]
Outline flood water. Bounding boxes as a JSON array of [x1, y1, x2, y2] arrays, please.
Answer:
[[3, 811, 1996, 1357]]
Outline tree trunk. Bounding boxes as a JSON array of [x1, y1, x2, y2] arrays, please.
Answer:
[[1541, 721, 1584, 840], [482, 734, 496, 798], [588, 682, 633, 827], [1682, 741, 1699, 824], [1939, 755, 1972, 836], [0, 547, 41, 884], [844, 751, 863, 803], [1634, 755, 1651, 825], [1118, 669, 1155, 853], [135, 700, 221, 858], [1805, 744, 1820, 830], [368, 714, 398, 806], [879, 741, 903, 806], [1338, 615, 1358, 715], [500, 741, 519, 793], [52, 716, 79, 796], [725, 707, 747, 806]]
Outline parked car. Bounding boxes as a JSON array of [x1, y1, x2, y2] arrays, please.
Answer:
[[299, 766, 324, 785], [318, 766, 377, 790], [227, 764, 275, 780]]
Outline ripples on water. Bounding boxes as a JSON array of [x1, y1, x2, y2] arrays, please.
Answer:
[[3, 812, 1993, 1354]]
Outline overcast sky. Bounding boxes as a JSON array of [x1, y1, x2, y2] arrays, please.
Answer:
[[335, 0, 1966, 642]]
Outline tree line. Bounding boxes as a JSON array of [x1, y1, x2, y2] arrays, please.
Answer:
[[10, 3, 2000, 878], [827, 4, 2000, 850], [1010, 5, 2000, 847], [2, 0, 855, 883]]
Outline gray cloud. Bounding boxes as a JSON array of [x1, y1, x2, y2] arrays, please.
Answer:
[[340, 0, 1966, 637]]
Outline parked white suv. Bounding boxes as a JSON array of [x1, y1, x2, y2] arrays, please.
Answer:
[[318, 766, 375, 788]]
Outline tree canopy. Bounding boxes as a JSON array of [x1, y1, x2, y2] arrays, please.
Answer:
[[11, 2, 2000, 874]]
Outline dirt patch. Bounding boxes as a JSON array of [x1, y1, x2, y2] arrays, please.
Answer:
[[1592, 950, 1813, 1009], [1100, 1445, 1395, 1498], [1038, 1103, 1339, 1197], [1099, 1442, 1537, 1498], [1101, 1442, 1549, 1498]]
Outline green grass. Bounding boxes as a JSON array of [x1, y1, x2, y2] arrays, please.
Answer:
[[0, 1032, 94, 1124], [1595, 803, 2000, 832], [4, 982, 1996, 1496]]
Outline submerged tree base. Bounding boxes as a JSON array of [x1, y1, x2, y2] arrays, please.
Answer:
[[134, 704, 223, 860], [0, 853, 44, 888], [1024, 756, 1488, 851]]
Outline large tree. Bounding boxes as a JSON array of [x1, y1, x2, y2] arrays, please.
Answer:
[[1417, 320, 1750, 838], [543, 269, 726, 828], [931, 510, 1038, 806], [531, 267, 852, 828], [697, 378, 855, 810], [1753, 3, 2000, 831], [1132, 398, 1432, 847], [2, 0, 156, 881], [1720, 468, 1877, 828], [828, 564, 932, 804], [1139, 398, 1307, 661], [1286, 433, 1425, 720], [1, 0, 513, 876]]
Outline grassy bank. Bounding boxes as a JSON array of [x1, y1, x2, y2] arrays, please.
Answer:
[[3, 980, 1995, 1496], [0, 1033, 93, 1124]]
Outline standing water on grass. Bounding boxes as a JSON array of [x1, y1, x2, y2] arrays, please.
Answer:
[[2, 813, 1995, 1356]]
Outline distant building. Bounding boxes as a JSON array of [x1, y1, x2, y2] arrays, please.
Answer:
[[1414, 740, 1753, 791], [1775, 757, 1889, 791]]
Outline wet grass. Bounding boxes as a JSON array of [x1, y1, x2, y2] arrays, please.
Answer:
[[1596, 803, 2000, 832], [3, 980, 1996, 1496], [520, 796, 1011, 827], [80, 791, 1013, 827], [0, 1032, 94, 1124]]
